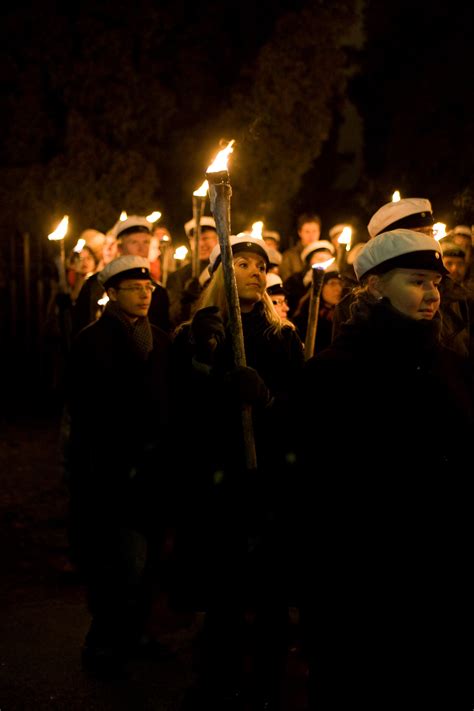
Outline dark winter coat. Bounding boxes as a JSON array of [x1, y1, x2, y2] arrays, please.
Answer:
[[170, 301, 304, 608], [332, 274, 473, 361], [67, 307, 171, 523], [166, 260, 209, 328], [294, 294, 473, 705]]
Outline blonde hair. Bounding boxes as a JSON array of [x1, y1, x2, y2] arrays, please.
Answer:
[[198, 263, 295, 335]]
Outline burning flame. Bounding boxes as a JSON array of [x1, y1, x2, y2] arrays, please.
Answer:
[[98, 294, 109, 307], [146, 211, 162, 223], [73, 238, 86, 253], [392, 190, 401, 202], [433, 222, 447, 241], [193, 180, 209, 197], [119, 211, 128, 221], [312, 257, 336, 271], [337, 226, 352, 251], [174, 246, 188, 260], [161, 235, 170, 242], [251, 221, 264, 239], [206, 140, 235, 173], [48, 215, 69, 241]]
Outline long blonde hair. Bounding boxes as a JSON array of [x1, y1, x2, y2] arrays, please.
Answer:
[[198, 263, 295, 335]]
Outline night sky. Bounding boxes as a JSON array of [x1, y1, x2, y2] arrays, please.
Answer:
[[1, 0, 474, 248]]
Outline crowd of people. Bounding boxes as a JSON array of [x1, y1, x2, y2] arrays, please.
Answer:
[[57, 200, 474, 709]]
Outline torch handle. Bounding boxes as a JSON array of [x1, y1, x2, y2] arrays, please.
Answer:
[[192, 196, 205, 279], [304, 269, 325, 360], [59, 239, 67, 293], [207, 175, 257, 470]]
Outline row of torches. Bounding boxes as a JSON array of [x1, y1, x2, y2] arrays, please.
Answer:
[[46, 147, 450, 471]]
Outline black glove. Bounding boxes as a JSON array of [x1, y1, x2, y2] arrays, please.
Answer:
[[181, 277, 202, 305], [224, 366, 272, 408], [190, 306, 225, 364]]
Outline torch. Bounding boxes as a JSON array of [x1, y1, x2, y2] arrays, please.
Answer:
[[205, 139, 257, 471], [251, 221, 264, 239], [48, 215, 69, 293], [336, 226, 352, 272], [305, 257, 335, 360], [433, 223, 447, 241], [192, 180, 209, 278]]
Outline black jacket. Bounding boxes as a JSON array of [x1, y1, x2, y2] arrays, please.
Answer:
[[67, 308, 170, 512], [294, 295, 473, 704]]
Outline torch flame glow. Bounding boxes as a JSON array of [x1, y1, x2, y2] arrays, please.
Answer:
[[251, 221, 264, 239], [146, 211, 162, 223], [312, 257, 336, 271], [193, 180, 209, 197], [337, 226, 352, 251], [206, 140, 235, 173], [174, 246, 188, 260], [433, 222, 447, 241], [392, 190, 401, 202], [48, 215, 69, 241], [73, 238, 86, 253], [119, 211, 128, 221], [98, 294, 109, 307]]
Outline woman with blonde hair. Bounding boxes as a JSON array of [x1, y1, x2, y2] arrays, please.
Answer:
[[171, 234, 304, 711]]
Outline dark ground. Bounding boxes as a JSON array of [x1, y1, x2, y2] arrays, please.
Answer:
[[0, 408, 308, 710]]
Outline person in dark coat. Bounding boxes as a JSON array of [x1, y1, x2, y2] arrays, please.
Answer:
[[171, 235, 304, 710], [332, 198, 474, 362], [166, 217, 218, 329], [72, 216, 170, 335], [295, 229, 473, 709], [66, 255, 171, 678]]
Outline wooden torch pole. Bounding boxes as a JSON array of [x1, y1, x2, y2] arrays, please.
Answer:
[[206, 169, 257, 471], [191, 195, 205, 279], [304, 266, 326, 360]]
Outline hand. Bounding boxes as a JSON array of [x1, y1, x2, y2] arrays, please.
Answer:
[[181, 277, 202, 304], [224, 366, 272, 407], [190, 306, 225, 363]]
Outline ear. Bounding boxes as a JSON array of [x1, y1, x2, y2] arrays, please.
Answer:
[[367, 274, 384, 299], [107, 287, 119, 302]]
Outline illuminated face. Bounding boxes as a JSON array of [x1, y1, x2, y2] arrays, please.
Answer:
[[120, 231, 152, 258], [322, 277, 343, 306], [233, 251, 267, 312], [270, 293, 289, 319], [375, 268, 441, 320], [452, 234, 472, 259], [108, 279, 153, 320], [102, 235, 118, 265], [298, 221, 321, 246], [153, 227, 171, 243], [190, 229, 218, 261], [443, 255, 467, 284], [78, 248, 96, 275]]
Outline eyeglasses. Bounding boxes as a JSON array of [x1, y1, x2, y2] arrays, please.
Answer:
[[117, 284, 156, 294]]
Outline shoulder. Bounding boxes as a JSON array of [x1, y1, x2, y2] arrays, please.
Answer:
[[166, 264, 190, 286], [282, 245, 301, 258], [151, 323, 171, 347]]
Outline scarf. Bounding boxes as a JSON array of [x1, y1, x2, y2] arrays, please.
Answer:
[[104, 300, 153, 360]]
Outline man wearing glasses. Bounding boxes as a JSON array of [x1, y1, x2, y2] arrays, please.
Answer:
[[66, 255, 172, 679], [73, 216, 170, 335]]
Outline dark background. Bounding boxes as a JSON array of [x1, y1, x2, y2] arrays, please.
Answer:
[[2, 0, 474, 405], [2, 0, 474, 249]]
